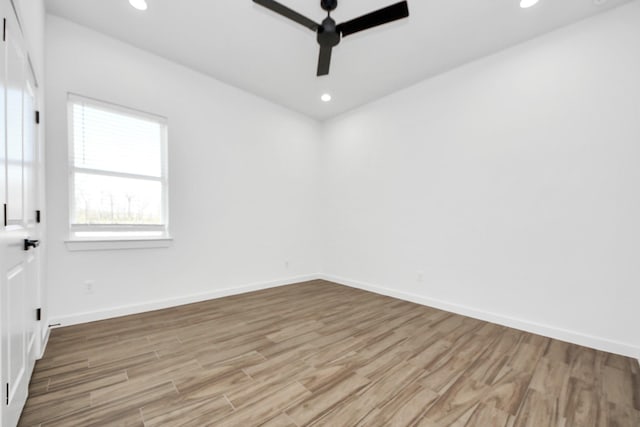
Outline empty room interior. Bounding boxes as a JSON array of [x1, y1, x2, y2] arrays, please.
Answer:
[[1, 0, 639, 425]]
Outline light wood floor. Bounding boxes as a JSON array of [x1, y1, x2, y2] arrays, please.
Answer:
[[21, 280, 639, 426]]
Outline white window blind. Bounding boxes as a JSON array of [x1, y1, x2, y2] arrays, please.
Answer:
[[68, 94, 168, 239]]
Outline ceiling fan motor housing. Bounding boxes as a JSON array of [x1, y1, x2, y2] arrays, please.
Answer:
[[321, 0, 338, 12], [318, 17, 341, 47]]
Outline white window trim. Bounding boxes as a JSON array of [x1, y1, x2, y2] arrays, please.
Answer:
[[66, 93, 171, 250], [65, 238, 173, 252]]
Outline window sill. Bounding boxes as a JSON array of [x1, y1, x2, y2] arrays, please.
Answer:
[[65, 237, 173, 251]]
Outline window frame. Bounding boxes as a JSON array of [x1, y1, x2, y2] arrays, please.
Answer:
[[66, 93, 170, 247]]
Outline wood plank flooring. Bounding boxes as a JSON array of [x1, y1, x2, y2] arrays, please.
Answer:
[[20, 280, 640, 426]]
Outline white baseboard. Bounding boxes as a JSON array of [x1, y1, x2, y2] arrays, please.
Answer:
[[49, 274, 321, 328], [46, 272, 640, 360], [320, 274, 640, 360]]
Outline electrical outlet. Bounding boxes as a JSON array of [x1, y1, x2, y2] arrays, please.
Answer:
[[84, 280, 95, 294], [417, 271, 424, 283], [285, 260, 290, 269]]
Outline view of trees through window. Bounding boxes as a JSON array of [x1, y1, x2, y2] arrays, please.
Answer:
[[73, 173, 162, 225]]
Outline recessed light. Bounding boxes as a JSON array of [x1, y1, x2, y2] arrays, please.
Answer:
[[520, 0, 539, 8], [321, 93, 332, 102], [129, 0, 148, 11]]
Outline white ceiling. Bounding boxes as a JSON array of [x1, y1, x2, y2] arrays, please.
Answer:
[[46, 0, 632, 120]]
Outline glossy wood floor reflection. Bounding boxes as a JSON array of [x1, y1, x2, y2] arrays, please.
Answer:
[[21, 280, 639, 426]]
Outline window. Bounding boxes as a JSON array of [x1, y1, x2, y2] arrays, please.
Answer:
[[68, 94, 169, 243]]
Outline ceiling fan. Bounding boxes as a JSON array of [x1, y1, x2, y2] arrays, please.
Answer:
[[253, 0, 410, 76]]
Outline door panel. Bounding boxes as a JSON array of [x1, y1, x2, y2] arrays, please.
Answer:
[[6, 264, 27, 420], [5, 24, 24, 225], [1, 5, 38, 426], [0, 10, 6, 214]]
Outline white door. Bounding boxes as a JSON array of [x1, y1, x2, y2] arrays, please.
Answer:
[[1, 4, 40, 426], [0, 7, 6, 424]]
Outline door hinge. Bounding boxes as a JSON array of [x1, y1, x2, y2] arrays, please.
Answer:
[[36, 210, 41, 223], [2, 18, 6, 42], [36, 308, 42, 321], [3, 203, 6, 227], [5, 383, 8, 405], [35, 110, 40, 124]]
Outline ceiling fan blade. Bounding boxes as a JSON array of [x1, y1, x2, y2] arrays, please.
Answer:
[[317, 45, 332, 76], [253, 0, 319, 31], [337, 1, 409, 37]]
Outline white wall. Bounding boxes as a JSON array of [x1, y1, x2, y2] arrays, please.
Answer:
[[321, 2, 640, 358], [45, 16, 321, 325], [46, 3, 640, 359]]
